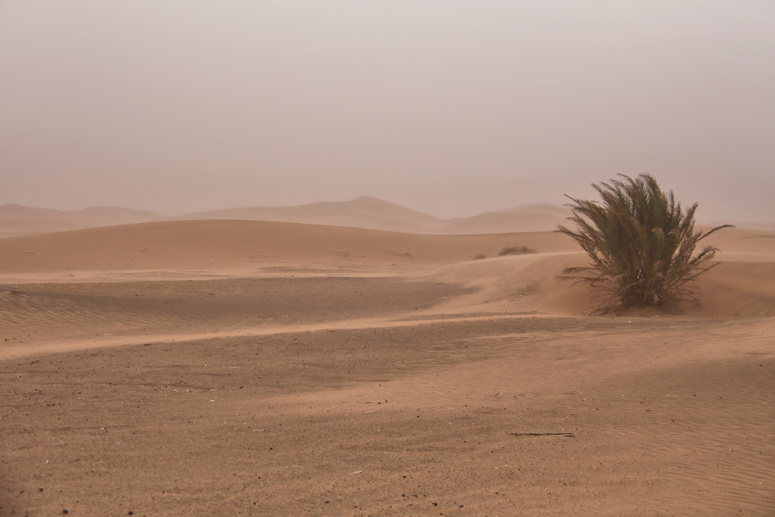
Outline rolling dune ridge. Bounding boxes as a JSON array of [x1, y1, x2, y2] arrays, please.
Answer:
[[0, 198, 574, 237], [1, 213, 773, 515]]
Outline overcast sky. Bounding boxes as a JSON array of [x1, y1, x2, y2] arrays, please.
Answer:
[[1, 1, 773, 223]]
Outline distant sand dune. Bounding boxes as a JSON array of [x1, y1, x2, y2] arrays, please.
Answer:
[[0, 203, 165, 237], [172, 196, 443, 234], [0, 219, 576, 279], [440, 203, 573, 234], [0, 219, 772, 319], [0, 197, 574, 237], [174, 197, 574, 234], [4, 196, 768, 239]]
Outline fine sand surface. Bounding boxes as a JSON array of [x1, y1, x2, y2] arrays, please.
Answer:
[[1, 218, 774, 515]]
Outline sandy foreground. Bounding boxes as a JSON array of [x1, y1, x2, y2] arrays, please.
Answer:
[[1, 220, 774, 516]]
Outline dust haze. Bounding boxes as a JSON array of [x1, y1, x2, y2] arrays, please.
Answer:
[[1, 1, 774, 222]]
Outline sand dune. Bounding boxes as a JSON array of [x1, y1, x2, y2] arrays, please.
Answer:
[[174, 196, 442, 234], [0, 203, 166, 237], [0, 219, 577, 282], [430, 251, 775, 318], [1, 217, 774, 515], [1, 219, 771, 317], [4, 196, 768, 240], [0, 197, 575, 237], [177, 198, 574, 235], [440, 203, 573, 233]]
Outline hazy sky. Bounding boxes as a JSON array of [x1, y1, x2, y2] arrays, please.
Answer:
[[1, 1, 773, 222]]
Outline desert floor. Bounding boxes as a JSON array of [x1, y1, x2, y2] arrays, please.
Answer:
[[1, 219, 774, 516]]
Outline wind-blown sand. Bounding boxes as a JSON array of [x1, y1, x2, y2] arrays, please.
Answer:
[[1, 216, 774, 515]]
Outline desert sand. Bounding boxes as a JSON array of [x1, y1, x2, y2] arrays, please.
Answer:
[[1, 203, 774, 516]]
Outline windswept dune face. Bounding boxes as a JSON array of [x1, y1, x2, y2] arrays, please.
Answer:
[[0, 220, 578, 281], [1, 220, 774, 515]]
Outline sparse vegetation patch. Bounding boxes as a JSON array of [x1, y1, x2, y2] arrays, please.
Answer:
[[558, 173, 732, 308], [498, 245, 536, 256]]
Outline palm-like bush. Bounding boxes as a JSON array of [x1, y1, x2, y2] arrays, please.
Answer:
[[558, 174, 732, 307]]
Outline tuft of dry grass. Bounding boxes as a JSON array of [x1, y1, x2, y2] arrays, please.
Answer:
[[497, 245, 536, 256]]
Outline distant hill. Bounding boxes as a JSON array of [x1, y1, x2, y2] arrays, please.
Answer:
[[177, 198, 572, 235], [174, 196, 442, 234], [0, 198, 573, 237], [0, 204, 166, 237], [440, 204, 572, 234]]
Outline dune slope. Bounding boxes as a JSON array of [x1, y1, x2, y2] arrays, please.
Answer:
[[0, 219, 575, 280]]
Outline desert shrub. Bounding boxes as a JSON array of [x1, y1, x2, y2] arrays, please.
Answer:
[[473, 253, 488, 260], [498, 245, 536, 256], [557, 173, 732, 307]]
